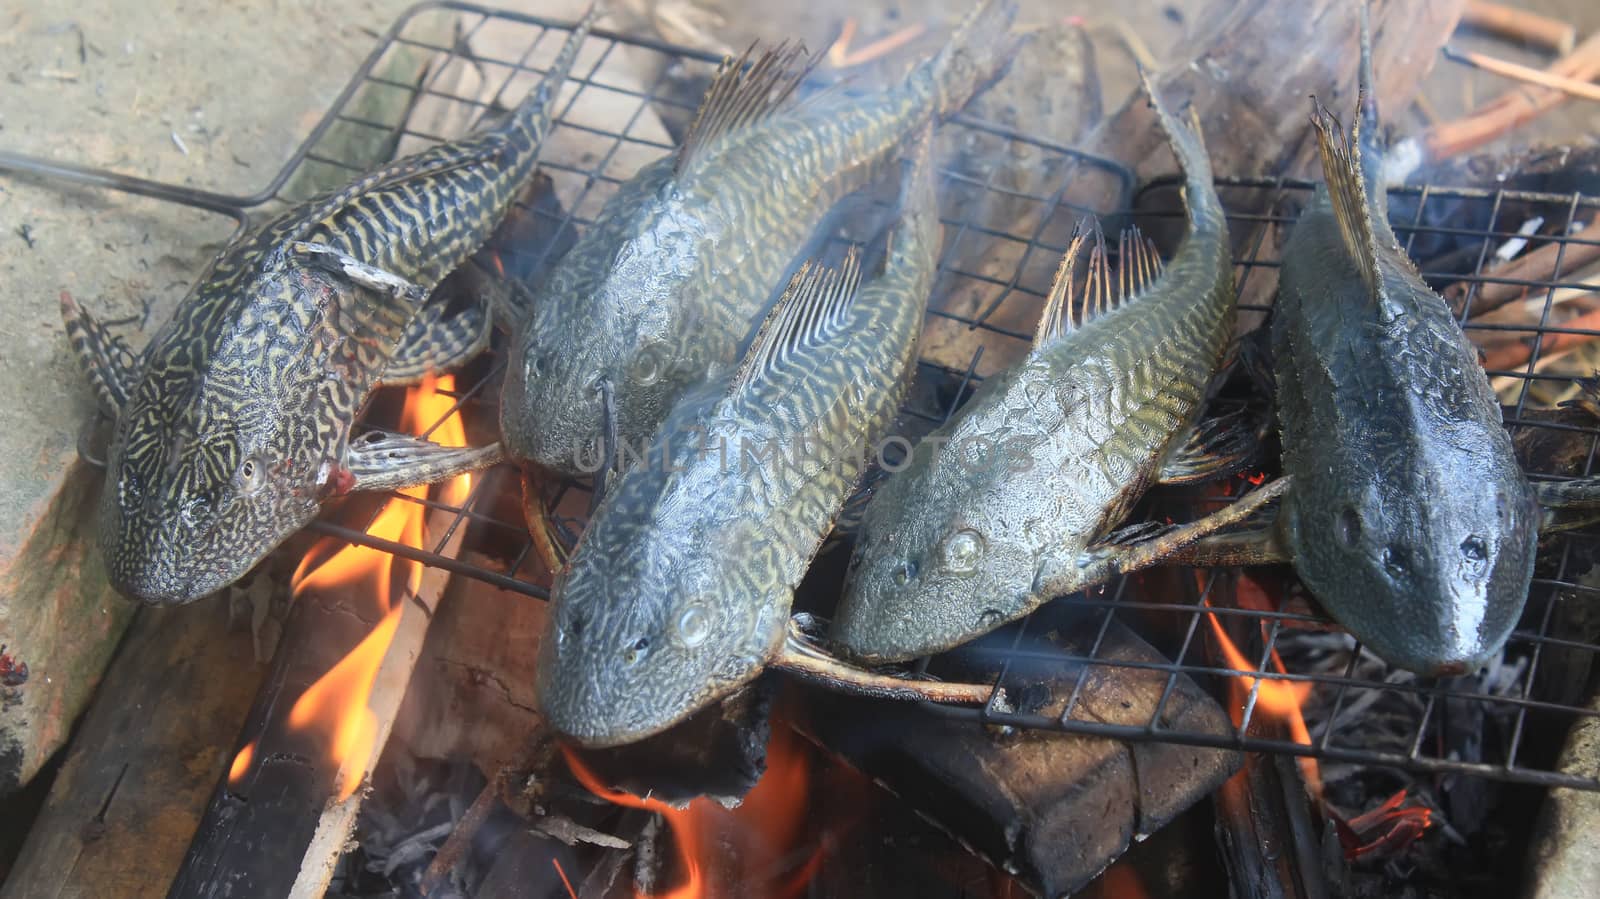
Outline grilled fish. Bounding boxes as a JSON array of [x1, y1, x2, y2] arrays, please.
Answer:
[[60, 13, 596, 605], [537, 142, 940, 747], [831, 76, 1286, 664], [501, 0, 1018, 476], [1269, 20, 1540, 674]]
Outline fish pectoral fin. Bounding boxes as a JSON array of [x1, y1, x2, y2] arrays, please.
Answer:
[[676, 41, 816, 176], [1536, 476, 1600, 535], [60, 290, 139, 417], [1033, 219, 1165, 349], [1158, 404, 1268, 485], [380, 298, 492, 386], [729, 247, 863, 393], [345, 431, 504, 492], [1047, 477, 1293, 594], [1149, 526, 1291, 568], [774, 618, 996, 705], [289, 242, 428, 304]]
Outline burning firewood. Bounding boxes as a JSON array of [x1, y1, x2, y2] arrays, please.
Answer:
[[171, 377, 477, 898]]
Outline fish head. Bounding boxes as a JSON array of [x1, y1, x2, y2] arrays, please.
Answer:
[[503, 271, 714, 476], [834, 453, 1038, 664], [1285, 456, 1539, 675], [537, 516, 783, 746], [100, 373, 320, 605]]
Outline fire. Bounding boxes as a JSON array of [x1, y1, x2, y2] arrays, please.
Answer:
[[1203, 582, 1320, 797], [563, 727, 817, 898], [1204, 572, 1432, 858], [228, 374, 471, 800]]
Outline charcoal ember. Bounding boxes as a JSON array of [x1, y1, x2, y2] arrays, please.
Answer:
[[343, 751, 580, 899]]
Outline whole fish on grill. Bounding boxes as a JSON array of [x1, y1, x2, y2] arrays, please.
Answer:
[[500, 0, 1020, 476], [831, 75, 1290, 664], [538, 142, 966, 746], [60, 12, 597, 605], [1162, 10, 1600, 674]]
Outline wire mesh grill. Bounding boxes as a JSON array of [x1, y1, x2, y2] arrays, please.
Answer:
[[7, 2, 1598, 792]]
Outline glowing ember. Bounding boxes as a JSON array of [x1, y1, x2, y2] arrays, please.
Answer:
[[564, 727, 816, 899], [226, 374, 471, 799]]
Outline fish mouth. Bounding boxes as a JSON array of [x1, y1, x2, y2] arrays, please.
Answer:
[[106, 556, 227, 606], [537, 677, 687, 748]]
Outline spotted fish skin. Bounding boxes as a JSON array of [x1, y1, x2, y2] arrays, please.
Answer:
[[832, 82, 1234, 664], [1273, 31, 1537, 674], [537, 147, 940, 747], [88, 15, 594, 605], [501, 0, 1018, 476]]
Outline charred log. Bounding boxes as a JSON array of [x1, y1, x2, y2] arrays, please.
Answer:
[[803, 619, 1239, 897]]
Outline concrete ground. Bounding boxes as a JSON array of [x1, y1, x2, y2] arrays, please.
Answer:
[[1, 0, 1597, 792]]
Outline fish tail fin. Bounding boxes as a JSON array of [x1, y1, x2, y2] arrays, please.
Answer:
[[888, 125, 941, 270], [503, 5, 600, 149], [1355, 1, 1388, 209], [1310, 97, 1381, 294], [730, 250, 863, 393], [1138, 68, 1223, 229], [927, 0, 1023, 120]]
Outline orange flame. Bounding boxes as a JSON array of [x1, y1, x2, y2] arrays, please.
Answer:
[[1202, 573, 1321, 798], [228, 740, 255, 786], [228, 374, 471, 800], [563, 727, 816, 899]]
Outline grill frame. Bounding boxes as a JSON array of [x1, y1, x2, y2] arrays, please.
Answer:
[[4, 0, 1598, 792]]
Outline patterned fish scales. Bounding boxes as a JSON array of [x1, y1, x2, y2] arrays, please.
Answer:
[[503, 0, 1019, 476], [1273, 103, 1538, 674], [538, 143, 941, 746], [832, 79, 1239, 664], [73, 13, 596, 605]]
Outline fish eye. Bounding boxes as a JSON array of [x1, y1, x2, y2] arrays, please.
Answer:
[[1461, 535, 1488, 563], [942, 528, 986, 574], [676, 605, 711, 647], [237, 455, 267, 494], [621, 636, 651, 666], [632, 344, 666, 386], [892, 559, 918, 585], [1336, 508, 1361, 548]]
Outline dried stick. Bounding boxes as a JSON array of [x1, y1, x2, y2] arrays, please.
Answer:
[[1443, 45, 1600, 101], [1451, 216, 1600, 315], [1461, 1, 1577, 54], [1481, 306, 1600, 371], [1420, 31, 1600, 161]]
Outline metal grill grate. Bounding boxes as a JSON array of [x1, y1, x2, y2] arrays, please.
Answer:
[[5, 2, 1598, 792]]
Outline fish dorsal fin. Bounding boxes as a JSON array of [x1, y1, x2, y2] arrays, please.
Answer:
[[1309, 97, 1380, 295], [731, 247, 862, 392], [1033, 221, 1165, 349], [677, 42, 814, 176]]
